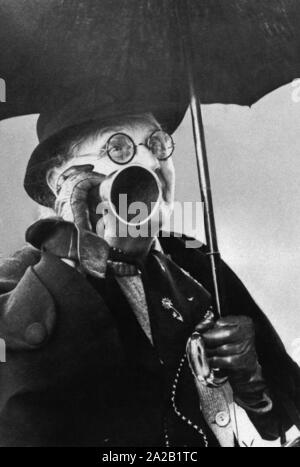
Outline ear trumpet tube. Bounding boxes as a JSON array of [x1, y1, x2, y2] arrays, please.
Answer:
[[99, 164, 162, 227]]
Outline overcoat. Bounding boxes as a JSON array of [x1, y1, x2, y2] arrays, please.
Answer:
[[0, 233, 299, 447]]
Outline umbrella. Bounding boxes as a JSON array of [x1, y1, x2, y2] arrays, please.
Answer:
[[1, 0, 300, 317], [1, 0, 300, 117]]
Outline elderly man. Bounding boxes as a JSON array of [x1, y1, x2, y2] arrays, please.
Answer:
[[0, 105, 299, 447]]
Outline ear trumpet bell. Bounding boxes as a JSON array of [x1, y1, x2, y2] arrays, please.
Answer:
[[99, 164, 162, 227]]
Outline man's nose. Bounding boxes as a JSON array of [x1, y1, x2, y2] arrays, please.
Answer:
[[133, 144, 160, 172]]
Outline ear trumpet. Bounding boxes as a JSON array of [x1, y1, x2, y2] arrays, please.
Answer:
[[99, 164, 162, 227]]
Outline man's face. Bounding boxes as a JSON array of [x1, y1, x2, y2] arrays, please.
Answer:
[[49, 114, 176, 236]]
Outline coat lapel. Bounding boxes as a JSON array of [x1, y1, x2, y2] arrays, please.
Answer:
[[142, 251, 212, 368], [140, 251, 218, 442], [93, 270, 163, 375], [91, 248, 217, 443]]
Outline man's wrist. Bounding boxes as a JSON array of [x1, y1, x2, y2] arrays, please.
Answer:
[[232, 363, 273, 414]]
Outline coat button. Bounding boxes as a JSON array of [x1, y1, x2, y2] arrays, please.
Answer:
[[215, 411, 230, 427], [25, 323, 48, 346]]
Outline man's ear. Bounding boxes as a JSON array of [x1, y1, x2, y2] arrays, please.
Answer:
[[46, 167, 59, 196]]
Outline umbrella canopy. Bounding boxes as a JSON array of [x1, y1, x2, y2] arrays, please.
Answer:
[[0, 0, 300, 125]]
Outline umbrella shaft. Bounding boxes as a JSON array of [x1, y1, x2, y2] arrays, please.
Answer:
[[189, 80, 222, 319], [176, 0, 222, 318]]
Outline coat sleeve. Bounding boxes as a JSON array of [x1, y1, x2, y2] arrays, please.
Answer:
[[0, 244, 116, 375], [0, 246, 56, 351], [159, 234, 300, 441], [0, 246, 119, 446]]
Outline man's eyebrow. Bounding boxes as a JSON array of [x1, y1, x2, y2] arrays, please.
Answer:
[[74, 152, 103, 158], [146, 126, 161, 136]]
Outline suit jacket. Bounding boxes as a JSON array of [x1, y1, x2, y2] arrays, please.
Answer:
[[0, 233, 299, 446]]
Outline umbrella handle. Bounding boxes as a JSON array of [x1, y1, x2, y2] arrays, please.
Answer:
[[176, 0, 224, 319]]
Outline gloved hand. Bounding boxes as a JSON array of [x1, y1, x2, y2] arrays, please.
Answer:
[[197, 315, 258, 383], [195, 314, 273, 413], [54, 166, 106, 230], [26, 169, 110, 279]]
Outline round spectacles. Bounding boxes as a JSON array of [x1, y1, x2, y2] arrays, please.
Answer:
[[106, 130, 175, 165]]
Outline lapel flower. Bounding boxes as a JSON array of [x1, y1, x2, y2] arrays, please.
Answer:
[[162, 298, 184, 323]]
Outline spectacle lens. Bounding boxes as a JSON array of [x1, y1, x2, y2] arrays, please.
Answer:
[[148, 130, 175, 160], [106, 130, 174, 165], [107, 133, 135, 165]]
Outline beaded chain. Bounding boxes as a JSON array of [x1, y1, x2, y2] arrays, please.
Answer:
[[167, 354, 209, 448], [164, 419, 170, 447]]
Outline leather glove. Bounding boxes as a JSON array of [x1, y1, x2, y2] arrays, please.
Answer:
[[195, 314, 273, 413], [26, 170, 110, 279]]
